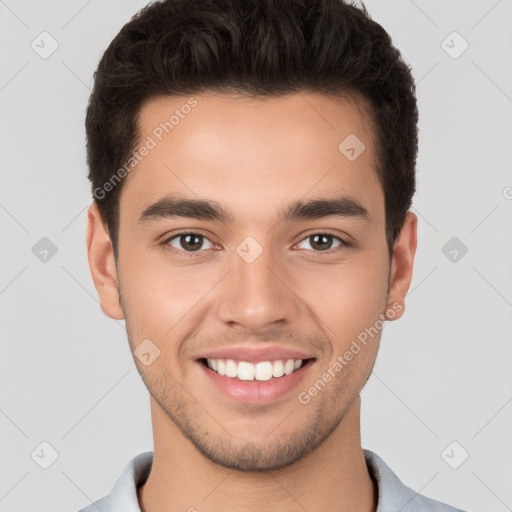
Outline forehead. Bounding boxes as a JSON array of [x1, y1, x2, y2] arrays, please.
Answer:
[[119, 91, 383, 225]]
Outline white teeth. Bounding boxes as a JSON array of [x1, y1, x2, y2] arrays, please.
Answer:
[[237, 361, 255, 381], [254, 361, 273, 381], [205, 358, 306, 381], [272, 360, 284, 378], [284, 359, 295, 375], [225, 359, 237, 378]]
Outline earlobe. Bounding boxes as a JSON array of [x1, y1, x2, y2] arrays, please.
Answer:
[[385, 211, 418, 321], [85, 202, 125, 320]]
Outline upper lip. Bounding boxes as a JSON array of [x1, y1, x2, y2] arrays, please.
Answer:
[[197, 345, 316, 363]]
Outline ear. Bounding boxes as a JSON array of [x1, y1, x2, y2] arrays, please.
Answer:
[[85, 201, 125, 320], [386, 211, 418, 321]]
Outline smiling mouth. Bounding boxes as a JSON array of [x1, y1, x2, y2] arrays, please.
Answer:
[[199, 357, 315, 381]]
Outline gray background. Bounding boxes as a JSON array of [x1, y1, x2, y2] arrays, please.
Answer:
[[1, 1, 511, 511]]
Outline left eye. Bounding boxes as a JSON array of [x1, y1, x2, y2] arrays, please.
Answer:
[[166, 233, 214, 252], [296, 234, 345, 252]]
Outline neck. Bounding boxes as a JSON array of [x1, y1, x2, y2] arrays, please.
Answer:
[[137, 396, 377, 512]]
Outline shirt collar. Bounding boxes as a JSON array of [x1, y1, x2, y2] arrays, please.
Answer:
[[105, 449, 451, 512], [109, 450, 152, 512]]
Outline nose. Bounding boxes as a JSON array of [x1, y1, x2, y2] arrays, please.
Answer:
[[215, 242, 302, 333]]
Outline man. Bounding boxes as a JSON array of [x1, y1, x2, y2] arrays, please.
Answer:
[[81, 0, 467, 510]]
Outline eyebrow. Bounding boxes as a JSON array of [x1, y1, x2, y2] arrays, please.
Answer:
[[137, 194, 369, 225]]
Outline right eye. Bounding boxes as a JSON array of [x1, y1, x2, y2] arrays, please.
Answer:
[[163, 232, 216, 255]]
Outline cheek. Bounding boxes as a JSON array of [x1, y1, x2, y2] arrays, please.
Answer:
[[121, 242, 199, 306], [295, 254, 389, 343], [118, 250, 221, 344]]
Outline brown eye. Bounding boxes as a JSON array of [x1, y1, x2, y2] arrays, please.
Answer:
[[166, 233, 214, 252], [296, 233, 346, 252]]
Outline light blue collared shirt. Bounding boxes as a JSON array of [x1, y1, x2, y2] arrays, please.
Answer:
[[77, 449, 467, 512]]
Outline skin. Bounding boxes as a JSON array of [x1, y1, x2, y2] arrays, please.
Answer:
[[86, 91, 417, 512]]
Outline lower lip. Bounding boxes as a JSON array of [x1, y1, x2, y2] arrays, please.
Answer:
[[197, 359, 315, 404]]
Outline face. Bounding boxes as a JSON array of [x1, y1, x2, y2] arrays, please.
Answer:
[[87, 92, 416, 472]]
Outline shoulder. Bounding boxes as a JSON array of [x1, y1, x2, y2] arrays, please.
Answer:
[[75, 451, 153, 512], [363, 449, 468, 512], [403, 491, 467, 512]]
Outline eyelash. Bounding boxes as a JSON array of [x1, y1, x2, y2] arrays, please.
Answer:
[[160, 230, 351, 257]]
